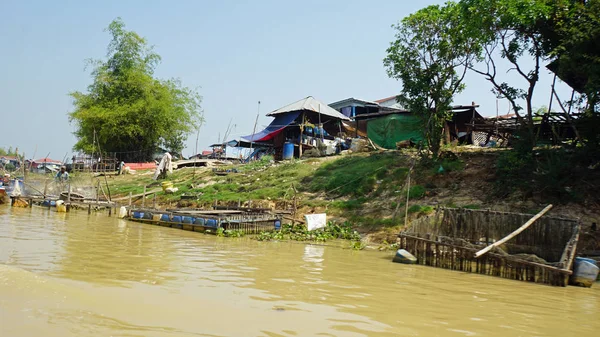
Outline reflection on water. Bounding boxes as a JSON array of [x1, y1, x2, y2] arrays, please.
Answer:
[[0, 206, 598, 337]]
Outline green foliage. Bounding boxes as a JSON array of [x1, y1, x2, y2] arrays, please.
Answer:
[[539, 0, 600, 112], [495, 149, 534, 196], [223, 229, 245, 238], [255, 221, 361, 243], [0, 147, 20, 157], [407, 205, 434, 215], [437, 158, 465, 173], [408, 185, 426, 199], [68, 18, 203, 160], [330, 198, 367, 210], [495, 147, 582, 202], [463, 204, 481, 210], [384, 3, 476, 158]]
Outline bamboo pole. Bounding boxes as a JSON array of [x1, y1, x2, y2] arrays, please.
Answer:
[[142, 186, 146, 208], [474, 204, 553, 258]]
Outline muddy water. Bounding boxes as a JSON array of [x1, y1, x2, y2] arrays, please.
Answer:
[[0, 207, 598, 337]]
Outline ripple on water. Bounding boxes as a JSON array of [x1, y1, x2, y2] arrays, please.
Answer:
[[1, 207, 599, 337]]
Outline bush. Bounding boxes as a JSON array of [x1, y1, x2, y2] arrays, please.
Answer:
[[408, 185, 426, 199]]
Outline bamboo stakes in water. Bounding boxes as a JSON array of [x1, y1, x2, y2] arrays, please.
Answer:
[[474, 205, 553, 258]]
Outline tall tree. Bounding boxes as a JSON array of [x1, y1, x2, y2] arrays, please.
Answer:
[[459, 0, 553, 147], [69, 18, 202, 161], [384, 3, 477, 158]]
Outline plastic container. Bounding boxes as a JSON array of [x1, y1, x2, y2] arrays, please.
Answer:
[[571, 257, 599, 287], [161, 181, 174, 192], [205, 218, 218, 228], [171, 215, 182, 223], [132, 211, 144, 219], [274, 220, 281, 230], [118, 207, 127, 218], [392, 249, 417, 264], [142, 212, 152, 220], [194, 218, 205, 226], [282, 142, 294, 160], [160, 214, 170, 222], [182, 216, 194, 224]]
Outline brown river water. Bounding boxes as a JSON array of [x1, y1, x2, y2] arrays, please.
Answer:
[[0, 206, 598, 337]]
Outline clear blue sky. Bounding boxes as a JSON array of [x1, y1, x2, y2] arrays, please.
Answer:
[[1, 0, 572, 160]]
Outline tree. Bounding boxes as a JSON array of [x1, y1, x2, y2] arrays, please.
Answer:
[[384, 3, 477, 158], [69, 18, 203, 161], [459, 0, 553, 148], [540, 0, 600, 114]]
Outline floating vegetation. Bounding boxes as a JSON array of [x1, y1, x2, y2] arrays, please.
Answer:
[[255, 221, 361, 243]]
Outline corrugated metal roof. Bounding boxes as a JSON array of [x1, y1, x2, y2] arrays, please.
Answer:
[[267, 96, 351, 121]]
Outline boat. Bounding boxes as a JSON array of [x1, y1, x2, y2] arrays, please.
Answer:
[[59, 191, 85, 202]]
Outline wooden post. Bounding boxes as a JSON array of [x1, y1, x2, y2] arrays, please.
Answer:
[[67, 183, 71, 202], [43, 180, 48, 198], [108, 206, 112, 216], [475, 204, 554, 258], [128, 192, 132, 207], [96, 180, 100, 203], [153, 193, 156, 209], [88, 204, 91, 214], [142, 186, 146, 208], [404, 170, 411, 227]]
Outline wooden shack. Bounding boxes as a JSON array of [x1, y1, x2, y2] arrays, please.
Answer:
[[399, 208, 580, 286]]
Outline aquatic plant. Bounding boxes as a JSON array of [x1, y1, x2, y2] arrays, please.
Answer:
[[254, 221, 361, 243]]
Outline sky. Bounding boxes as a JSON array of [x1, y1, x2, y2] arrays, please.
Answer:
[[0, 0, 573, 161]]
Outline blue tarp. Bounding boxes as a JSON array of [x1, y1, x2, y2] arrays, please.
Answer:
[[242, 111, 301, 142]]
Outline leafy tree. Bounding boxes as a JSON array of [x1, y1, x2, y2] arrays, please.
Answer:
[[384, 3, 477, 158], [69, 18, 202, 161], [540, 0, 600, 114], [459, 0, 553, 148], [0, 147, 20, 157]]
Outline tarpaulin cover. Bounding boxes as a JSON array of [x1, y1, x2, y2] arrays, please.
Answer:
[[367, 114, 423, 149], [242, 111, 301, 142]]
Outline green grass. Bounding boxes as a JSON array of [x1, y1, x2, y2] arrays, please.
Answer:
[[407, 204, 434, 215], [306, 153, 407, 197]]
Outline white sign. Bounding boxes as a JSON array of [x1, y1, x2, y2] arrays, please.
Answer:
[[305, 213, 327, 231]]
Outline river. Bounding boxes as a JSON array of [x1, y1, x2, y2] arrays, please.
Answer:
[[0, 206, 598, 337]]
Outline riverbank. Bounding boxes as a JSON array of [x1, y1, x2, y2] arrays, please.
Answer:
[[102, 148, 600, 253]]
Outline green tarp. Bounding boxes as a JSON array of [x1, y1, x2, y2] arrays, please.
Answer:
[[367, 114, 423, 149]]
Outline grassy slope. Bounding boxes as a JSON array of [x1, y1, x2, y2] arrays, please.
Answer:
[[106, 150, 600, 249]]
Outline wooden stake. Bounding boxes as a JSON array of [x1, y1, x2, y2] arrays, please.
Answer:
[[142, 186, 146, 208], [128, 191, 132, 207], [404, 170, 411, 227], [474, 204, 553, 258]]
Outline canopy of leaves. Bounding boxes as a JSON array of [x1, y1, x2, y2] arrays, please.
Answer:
[[384, 3, 476, 157], [539, 0, 600, 112], [69, 18, 202, 161], [0, 147, 20, 157]]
